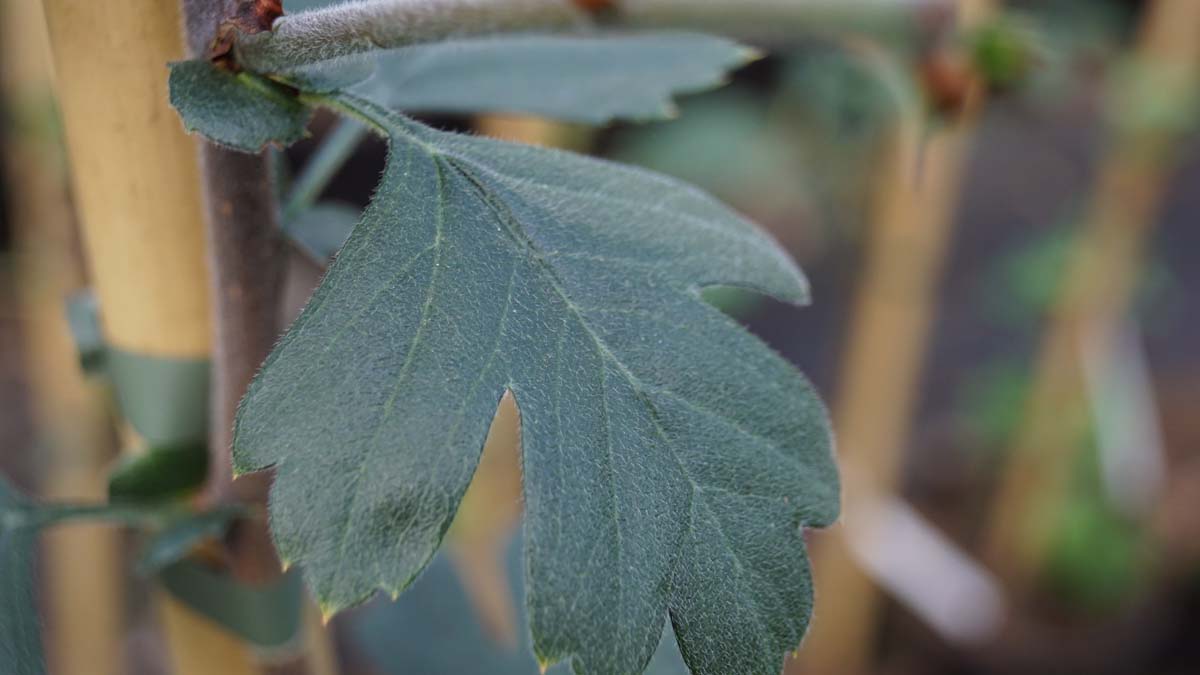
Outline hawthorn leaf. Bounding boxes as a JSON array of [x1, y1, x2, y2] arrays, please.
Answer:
[[356, 33, 756, 124], [0, 479, 44, 675], [168, 61, 311, 152], [234, 93, 838, 675]]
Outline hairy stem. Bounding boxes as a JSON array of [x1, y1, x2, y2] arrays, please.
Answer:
[[183, 2, 320, 674], [237, 0, 950, 71], [239, 0, 587, 71]]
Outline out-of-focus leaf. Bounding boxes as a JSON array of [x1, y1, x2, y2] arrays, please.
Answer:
[[0, 478, 44, 675], [287, 201, 359, 262], [108, 444, 208, 504], [353, 535, 688, 675], [357, 33, 755, 124], [232, 92, 838, 675], [64, 290, 106, 374], [983, 225, 1170, 327], [168, 60, 311, 152], [138, 506, 245, 574], [1045, 447, 1145, 610], [608, 88, 794, 208]]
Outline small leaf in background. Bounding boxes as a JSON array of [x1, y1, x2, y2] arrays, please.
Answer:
[[1044, 445, 1147, 611], [0, 478, 45, 675], [64, 290, 106, 374], [108, 443, 208, 504], [607, 87, 795, 213], [353, 534, 688, 675], [138, 506, 245, 574], [357, 33, 756, 124], [168, 60, 311, 152], [233, 93, 838, 675], [981, 224, 1171, 328], [286, 201, 359, 262]]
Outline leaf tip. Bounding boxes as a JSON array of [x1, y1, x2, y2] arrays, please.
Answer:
[[319, 605, 337, 625], [739, 46, 767, 65]]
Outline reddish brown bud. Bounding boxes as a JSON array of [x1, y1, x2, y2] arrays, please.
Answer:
[[573, 0, 618, 14], [209, 0, 284, 67], [919, 50, 978, 118]]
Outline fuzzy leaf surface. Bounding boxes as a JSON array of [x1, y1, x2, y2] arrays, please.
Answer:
[[168, 61, 311, 152], [357, 33, 754, 124], [234, 92, 838, 675]]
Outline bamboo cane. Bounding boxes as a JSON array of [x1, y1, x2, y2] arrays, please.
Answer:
[[38, 1, 268, 673], [983, 0, 1200, 585], [797, 3, 992, 673], [1, 1, 123, 672]]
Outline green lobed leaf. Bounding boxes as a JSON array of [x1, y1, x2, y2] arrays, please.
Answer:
[[168, 60, 311, 152], [0, 478, 44, 675], [356, 33, 757, 124], [233, 92, 838, 675]]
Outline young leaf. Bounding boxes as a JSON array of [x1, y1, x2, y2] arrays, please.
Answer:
[[168, 60, 311, 152], [233, 93, 838, 675], [355, 33, 756, 124]]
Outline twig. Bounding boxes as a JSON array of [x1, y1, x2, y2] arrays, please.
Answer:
[[235, 0, 953, 72], [238, 0, 587, 71]]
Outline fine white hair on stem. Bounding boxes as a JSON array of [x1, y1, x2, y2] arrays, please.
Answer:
[[236, 0, 589, 72]]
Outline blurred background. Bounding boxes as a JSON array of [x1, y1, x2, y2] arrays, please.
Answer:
[[2, 0, 1199, 673]]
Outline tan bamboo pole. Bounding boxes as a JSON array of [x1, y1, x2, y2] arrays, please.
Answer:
[[1, 1, 123, 672], [37, 1, 269, 673], [797, 4, 992, 673], [982, 0, 1200, 584]]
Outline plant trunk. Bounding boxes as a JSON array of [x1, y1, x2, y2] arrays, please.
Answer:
[[183, 2, 334, 674]]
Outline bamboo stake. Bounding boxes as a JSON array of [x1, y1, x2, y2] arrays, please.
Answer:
[[983, 0, 1200, 584], [1, 2, 122, 672], [40, 0, 212, 359], [38, 2, 269, 673], [797, 3, 992, 673]]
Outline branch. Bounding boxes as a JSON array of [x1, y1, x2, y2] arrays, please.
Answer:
[[181, 6, 313, 675], [238, 0, 588, 71], [236, 0, 951, 72]]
